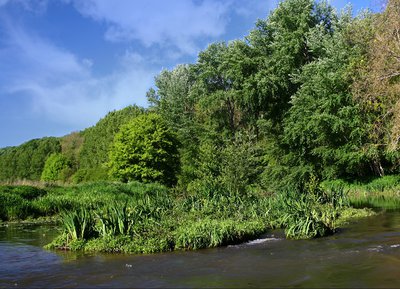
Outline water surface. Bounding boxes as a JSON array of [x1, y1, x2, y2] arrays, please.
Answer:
[[1, 212, 400, 288]]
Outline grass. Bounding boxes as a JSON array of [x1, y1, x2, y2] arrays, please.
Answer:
[[0, 186, 46, 221], [4, 176, 399, 254], [322, 175, 400, 210], [44, 182, 353, 252], [61, 209, 97, 241]]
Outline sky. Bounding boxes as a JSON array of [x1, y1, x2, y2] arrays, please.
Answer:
[[0, 0, 382, 148]]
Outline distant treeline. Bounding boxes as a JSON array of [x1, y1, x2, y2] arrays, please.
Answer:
[[0, 105, 143, 183], [0, 0, 399, 193]]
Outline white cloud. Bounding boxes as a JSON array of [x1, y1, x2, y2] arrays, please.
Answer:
[[0, 0, 278, 147], [70, 0, 231, 55], [0, 20, 156, 129]]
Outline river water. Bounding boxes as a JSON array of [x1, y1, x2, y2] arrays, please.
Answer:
[[1, 212, 400, 288]]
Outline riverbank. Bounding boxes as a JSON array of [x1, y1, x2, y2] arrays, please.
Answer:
[[1, 180, 385, 254], [322, 175, 400, 210]]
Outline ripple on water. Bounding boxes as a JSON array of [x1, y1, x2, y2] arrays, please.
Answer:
[[246, 237, 282, 245], [0, 242, 60, 285]]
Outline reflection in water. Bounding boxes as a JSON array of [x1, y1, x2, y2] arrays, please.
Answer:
[[0, 212, 400, 288]]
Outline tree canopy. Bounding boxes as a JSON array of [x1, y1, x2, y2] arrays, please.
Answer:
[[108, 113, 180, 186], [1, 0, 399, 193]]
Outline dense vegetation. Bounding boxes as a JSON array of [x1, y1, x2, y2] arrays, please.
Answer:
[[0, 0, 399, 252], [0, 182, 374, 253]]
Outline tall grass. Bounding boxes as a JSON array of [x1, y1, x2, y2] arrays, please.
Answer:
[[96, 202, 134, 237], [61, 208, 97, 240], [268, 189, 343, 239], [0, 186, 45, 220], [322, 175, 400, 210], [174, 218, 265, 250], [1, 177, 385, 253]]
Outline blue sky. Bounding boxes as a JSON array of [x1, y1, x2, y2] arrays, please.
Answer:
[[0, 0, 381, 148]]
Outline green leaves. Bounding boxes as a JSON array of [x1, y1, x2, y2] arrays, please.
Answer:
[[41, 153, 71, 182], [108, 113, 180, 186], [0, 137, 61, 182]]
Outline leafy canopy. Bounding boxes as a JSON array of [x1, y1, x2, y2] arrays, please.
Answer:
[[108, 113, 180, 186], [41, 153, 71, 182]]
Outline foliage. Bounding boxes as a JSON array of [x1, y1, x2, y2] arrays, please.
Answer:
[[76, 105, 144, 182], [61, 208, 97, 241], [0, 138, 61, 182], [60, 132, 84, 180], [352, 0, 400, 171], [174, 218, 264, 250], [147, 64, 199, 188], [109, 113, 180, 186], [272, 191, 337, 239], [96, 202, 135, 237], [1, 0, 400, 254], [0, 186, 45, 221], [41, 153, 71, 182], [322, 175, 400, 210]]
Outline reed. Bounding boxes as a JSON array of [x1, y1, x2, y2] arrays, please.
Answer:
[[96, 202, 134, 237], [61, 209, 97, 241]]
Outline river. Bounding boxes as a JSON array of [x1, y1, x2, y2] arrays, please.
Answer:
[[1, 211, 400, 288]]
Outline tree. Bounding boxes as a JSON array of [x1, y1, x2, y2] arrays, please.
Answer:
[[247, 0, 317, 130], [0, 137, 61, 181], [194, 41, 258, 135], [261, 5, 373, 189], [147, 64, 199, 187], [108, 113, 180, 186], [352, 0, 400, 175], [41, 153, 71, 182], [76, 105, 144, 181]]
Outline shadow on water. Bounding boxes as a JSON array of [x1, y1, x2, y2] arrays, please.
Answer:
[[1, 212, 400, 288]]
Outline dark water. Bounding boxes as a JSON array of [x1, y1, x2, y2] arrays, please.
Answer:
[[1, 212, 400, 288]]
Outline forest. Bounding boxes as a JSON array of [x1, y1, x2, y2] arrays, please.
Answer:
[[0, 0, 399, 252]]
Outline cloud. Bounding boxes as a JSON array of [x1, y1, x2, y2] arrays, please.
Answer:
[[69, 0, 231, 55], [0, 19, 156, 129], [0, 0, 278, 148]]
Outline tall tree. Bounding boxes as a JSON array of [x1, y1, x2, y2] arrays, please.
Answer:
[[248, 0, 317, 131], [352, 0, 400, 175], [280, 11, 370, 185], [147, 65, 199, 187]]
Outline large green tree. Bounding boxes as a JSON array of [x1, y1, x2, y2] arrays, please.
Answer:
[[147, 65, 199, 187], [281, 13, 369, 184], [41, 153, 71, 182], [108, 113, 180, 186], [247, 0, 318, 130]]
